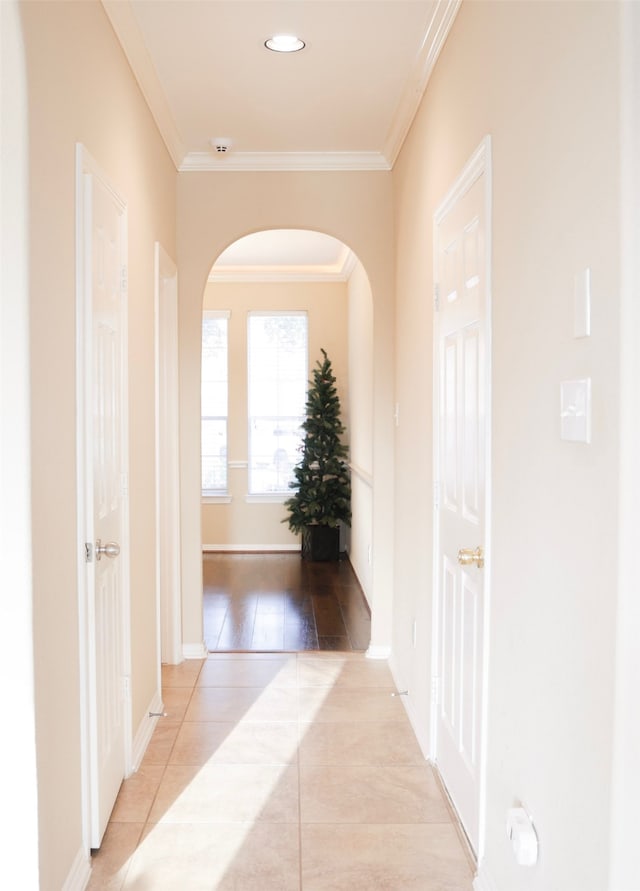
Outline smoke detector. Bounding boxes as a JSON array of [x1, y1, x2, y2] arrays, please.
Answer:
[[210, 138, 233, 154]]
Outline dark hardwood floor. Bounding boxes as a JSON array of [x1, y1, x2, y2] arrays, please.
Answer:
[[203, 552, 371, 652]]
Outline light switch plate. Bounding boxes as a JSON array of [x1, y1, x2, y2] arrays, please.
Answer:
[[560, 378, 591, 443], [574, 268, 591, 338]]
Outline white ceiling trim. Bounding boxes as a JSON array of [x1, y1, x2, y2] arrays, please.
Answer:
[[209, 247, 357, 283], [101, 0, 185, 168], [180, 151, 391, 173], [383, 0, 462, 166], [208, 270, 351, 283]]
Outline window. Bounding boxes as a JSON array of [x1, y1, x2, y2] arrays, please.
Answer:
[[201, 311, 229, 495], [248, 312, 308, 494]]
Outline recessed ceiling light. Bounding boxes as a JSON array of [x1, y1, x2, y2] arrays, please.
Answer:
[[264, 34, 305, 53]]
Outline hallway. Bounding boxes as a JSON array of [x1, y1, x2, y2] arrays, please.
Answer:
[[89, 652, 474, 889]]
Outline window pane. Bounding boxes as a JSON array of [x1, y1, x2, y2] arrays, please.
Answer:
[[201, 314, 228, 493], [202, 418, 227, 492], [201, 381, 227, 416], [249, 417, 302, 493], [248, 313, 307, 494]]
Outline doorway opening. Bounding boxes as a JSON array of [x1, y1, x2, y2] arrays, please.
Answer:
[[199, 229, 374, 654]]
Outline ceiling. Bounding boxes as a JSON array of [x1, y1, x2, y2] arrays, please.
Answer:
[[102, 0, 460, 173], [102, 0, 459, 272]]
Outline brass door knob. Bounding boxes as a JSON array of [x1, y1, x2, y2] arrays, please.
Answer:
[[457, 546, 484, 568]]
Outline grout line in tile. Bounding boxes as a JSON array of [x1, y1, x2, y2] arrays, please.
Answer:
[[296, 654, 304, 891]]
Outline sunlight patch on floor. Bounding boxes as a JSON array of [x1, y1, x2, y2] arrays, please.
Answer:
[[126, 656, 341, 887]]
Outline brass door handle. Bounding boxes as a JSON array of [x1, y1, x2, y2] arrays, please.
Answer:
[[457, 546, 484, 568]]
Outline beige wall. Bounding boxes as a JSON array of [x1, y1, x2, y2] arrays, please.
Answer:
[[19, 1, 176, 886], [201, 280, 349, 549], [177, 172, 395, 655], [392, 2, 620, 889]]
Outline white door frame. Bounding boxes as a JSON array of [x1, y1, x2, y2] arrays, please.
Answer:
[[431, 135, 492, 859], [75, 143, 132, 851], [154, 243, 183, 667], [609, 5, 640, 886], [0, 3, 40, 882]]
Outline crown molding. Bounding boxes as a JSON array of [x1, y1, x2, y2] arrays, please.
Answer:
[[208, 246, 357, 282], [208, 269, 350, 283], [101, 0, 185, 168], [342, 249, 358, 279], [180, 151, 391, 173], [383, 0, 462, 167]]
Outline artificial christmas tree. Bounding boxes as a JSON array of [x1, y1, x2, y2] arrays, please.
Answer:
[[283, 349, 351, 560]]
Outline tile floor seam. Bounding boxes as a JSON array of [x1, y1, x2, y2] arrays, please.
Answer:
[[296, 654, 304, 891]]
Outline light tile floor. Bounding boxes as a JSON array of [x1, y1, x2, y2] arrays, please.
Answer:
[[89, 653, 475, 890]]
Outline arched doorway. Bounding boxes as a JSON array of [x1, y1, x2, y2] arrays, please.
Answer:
[[197, 228, 374, 651], [175, 171, 396, 664]]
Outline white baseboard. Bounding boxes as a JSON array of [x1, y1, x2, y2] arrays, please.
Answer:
[[183, 642, 208, 659], [388, 652, 401, 685], [203, 543, 300, 552], [130, 690, 164, 773], [365, 644, 391, 660], [473, 861, 499, 891], [61, 846, 91, 891]]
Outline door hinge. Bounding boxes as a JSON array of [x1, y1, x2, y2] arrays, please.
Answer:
[[121, 472, 129, 496], [431, 676, 441, 706], [120, 265, 128, 292], [84, 542, 93, 563], [433, 480, 441, 510], [122, 676, 131, 702], [434, 283, 441, 312]]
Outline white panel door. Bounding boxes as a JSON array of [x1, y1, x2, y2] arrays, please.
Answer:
[[434, 141, 490, 854], [80, 157, 129, 848]]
